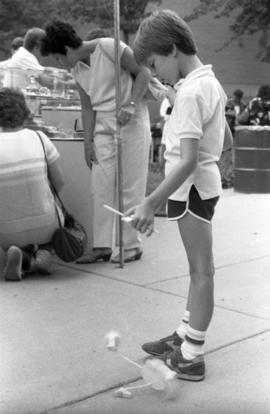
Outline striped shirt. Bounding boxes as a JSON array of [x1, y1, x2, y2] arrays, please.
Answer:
[[0, 128, 60, 248]]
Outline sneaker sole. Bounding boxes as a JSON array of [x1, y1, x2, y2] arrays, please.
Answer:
[[176, 372, 205, 382], [4, 248, 22, 281], [166, 354, 205, 382]]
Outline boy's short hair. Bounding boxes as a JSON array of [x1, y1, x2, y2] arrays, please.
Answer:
[[41, 20, 82, 56], [0, 88, 30, 128], [133, 9, 197, 64], [24, 28, 46, 52]]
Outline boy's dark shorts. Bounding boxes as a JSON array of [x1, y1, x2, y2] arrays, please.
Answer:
[[167, 185, 219, 223]]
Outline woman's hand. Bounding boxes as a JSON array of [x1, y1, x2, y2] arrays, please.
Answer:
[[124, 199, 155, 237], [117, 102, 136, 126], [85, 141, 98, 169]]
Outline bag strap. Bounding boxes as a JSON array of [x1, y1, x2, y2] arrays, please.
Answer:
[[36, 131, 65, 228]]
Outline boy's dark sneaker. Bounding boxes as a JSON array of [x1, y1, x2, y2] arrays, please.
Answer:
[[165, 347, 205, 381], [142, 331, 183, 357]]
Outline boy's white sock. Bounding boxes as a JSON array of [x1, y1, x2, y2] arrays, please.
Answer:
[[176, 310, 190, 339], [181, 325, 206, 360]]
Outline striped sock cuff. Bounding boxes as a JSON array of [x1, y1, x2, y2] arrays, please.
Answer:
[[185, 325, 206, 346], [182, 310, 190, 324], [176, 310, 190, 339]]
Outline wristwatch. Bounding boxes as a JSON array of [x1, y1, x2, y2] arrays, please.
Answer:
[[129, 101, 137, 108]]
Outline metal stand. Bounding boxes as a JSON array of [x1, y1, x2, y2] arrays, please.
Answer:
[[114, 0, 124, 268]]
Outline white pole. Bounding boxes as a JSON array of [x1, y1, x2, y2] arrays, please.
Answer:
[[113, 0, 124, 268]]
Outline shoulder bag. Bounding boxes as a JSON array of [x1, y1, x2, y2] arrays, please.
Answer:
[[37, 131, 87, 262]]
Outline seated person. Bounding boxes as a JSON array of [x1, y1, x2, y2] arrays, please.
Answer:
[[0, 88, 64, 281], [225, 89, 246, 133], [238, 84, 270, 126], [0, 37, 24, 69], [0, 37, 24, 87]]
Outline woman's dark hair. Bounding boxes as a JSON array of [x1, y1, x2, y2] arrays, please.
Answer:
[[41, 20, 82, 56], [0, 88, 30, 128]]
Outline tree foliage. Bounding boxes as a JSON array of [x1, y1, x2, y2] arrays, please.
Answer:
[[185, 0, 270, 61], [0, 0, 60, 56], [0, 0, 160, 56], [57, 0, 161, 43]]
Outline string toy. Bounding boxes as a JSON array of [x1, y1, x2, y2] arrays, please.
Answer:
[[105, 331, 178, 399], [103, 204, 160, 234]]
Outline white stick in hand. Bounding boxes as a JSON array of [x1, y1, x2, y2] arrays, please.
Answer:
[[103, 204, 159, 232]]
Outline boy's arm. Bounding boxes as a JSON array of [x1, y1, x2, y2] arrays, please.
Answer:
[[48, 160, 64, 193]]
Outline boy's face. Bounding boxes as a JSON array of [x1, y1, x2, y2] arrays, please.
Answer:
[[147, 52, 180, 85]]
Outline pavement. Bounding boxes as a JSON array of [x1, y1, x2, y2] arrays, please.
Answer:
[[1, 188, 270, 414]]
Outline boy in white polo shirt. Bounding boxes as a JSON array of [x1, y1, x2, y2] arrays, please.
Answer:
[[127, 9, 232, 381]]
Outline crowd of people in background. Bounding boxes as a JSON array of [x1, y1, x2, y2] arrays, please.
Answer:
[[225, 84, 270, 133]]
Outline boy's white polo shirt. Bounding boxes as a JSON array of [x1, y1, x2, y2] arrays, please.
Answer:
[[164, 65, 227, 201]]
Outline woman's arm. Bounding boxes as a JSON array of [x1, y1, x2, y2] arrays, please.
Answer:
[[121, 46, 151, 104], [117, 46, 151, 125], [77, 82, 97, 168], [48, 160, 64, 194]]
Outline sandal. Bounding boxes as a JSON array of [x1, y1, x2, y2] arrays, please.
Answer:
[[111, 248, 143, 263], [76, 248, 112, 264]]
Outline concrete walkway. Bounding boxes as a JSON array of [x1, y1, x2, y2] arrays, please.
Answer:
[[1, 189, 270, 414]]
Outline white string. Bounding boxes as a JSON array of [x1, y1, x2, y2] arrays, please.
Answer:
[[125, 382, 152, 391], [118, 351, 142, 369]]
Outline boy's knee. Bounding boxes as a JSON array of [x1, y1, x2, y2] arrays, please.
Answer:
[[190, 264, 215, 281]]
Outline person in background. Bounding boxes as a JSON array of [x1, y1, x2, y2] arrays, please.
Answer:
[[0, 37, 24, 68], [127, 9, 233, 381], [238, 84, 270, 126], [158, 85, 175, 168], [3, 28, 73, 90], [41, 20, 158, 263], [0, 37, 24, 86], [225, 89, 246, 133], [0, 88, 64, 281]]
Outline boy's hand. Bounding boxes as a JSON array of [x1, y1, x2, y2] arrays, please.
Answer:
[[125, 200, 155, 237]]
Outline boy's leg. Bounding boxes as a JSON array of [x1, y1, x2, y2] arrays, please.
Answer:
[[177, 212, 214, 332], [166, 212, 214, 380]]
